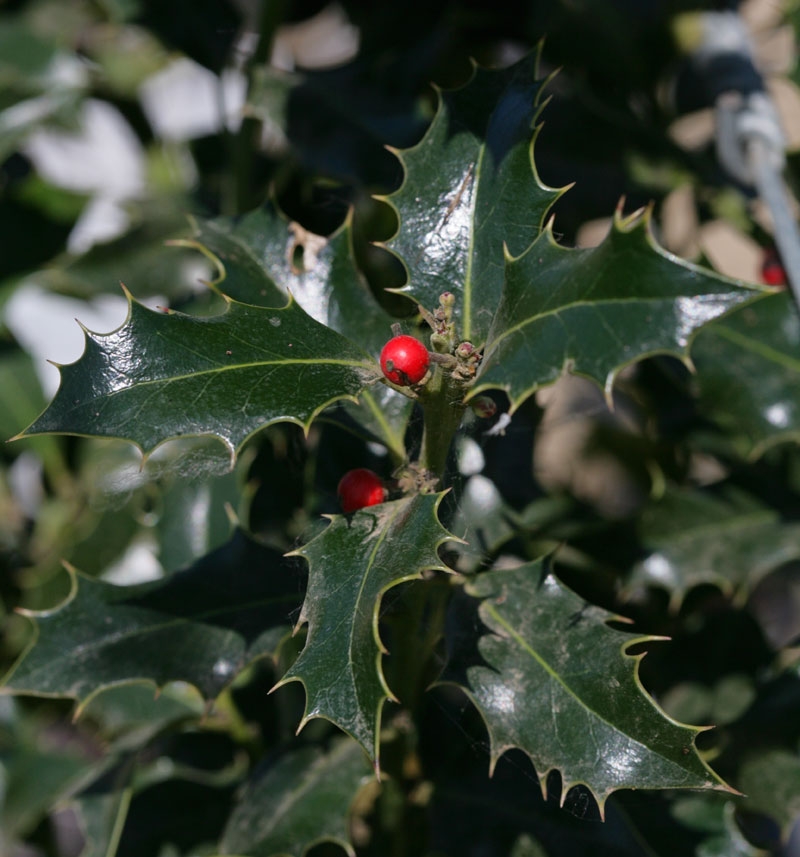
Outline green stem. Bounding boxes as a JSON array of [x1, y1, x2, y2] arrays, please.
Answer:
[[417, 366, 468, 480]]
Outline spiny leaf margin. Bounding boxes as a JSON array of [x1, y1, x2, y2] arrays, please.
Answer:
[[442, 559, 734, 815], [376, 47, 566, 345], [469, 207, 769, 413], [1, 531, 303, 713], [274, 492, 460, 770], [15, 289, 380, 464]]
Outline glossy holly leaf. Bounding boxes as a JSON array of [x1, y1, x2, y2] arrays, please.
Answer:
[[2, 529, 304, 709], [16, 294, 378, 460], [737, 749, 800, 842], [276, 493, 458, 765], [692, 292, 800, 458], [382, 50, 560, 344], [444, 560, 731, 813], [627, 487, 800, 609], [471, 213, 766, 412], [218, 738, 372, 857], [182, 204, 413, 459]]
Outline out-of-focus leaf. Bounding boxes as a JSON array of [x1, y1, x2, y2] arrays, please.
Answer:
[[0, 697, 103, 840], [671, 795, 766, 857], [40, 215, 200, 301], [692, 292, 800, 458], [2, 530, 304, 708], [218, 738, 371, 857], [73, 788, 132, 857], [627, 487, 800, 608], [659, 675, 756, 728], [18, 295, 378, 461], [472, 214, 765, 414], [79, 683, 204, 747], [277, 493, 457, 764], [737, 748, 800, 842], [0, 17, 86, 158], [444, 560, 731, 813], [383, 52, 559, 345], [0, 348, 63, 477], [0, 18, 60, 85], [156, 468, 239, 572]]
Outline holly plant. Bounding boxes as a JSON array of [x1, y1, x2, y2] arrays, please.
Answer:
[[3, 3, 800, 857]]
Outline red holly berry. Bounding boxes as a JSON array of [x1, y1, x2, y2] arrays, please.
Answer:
[[761, 248, 787, 287], [380, 335, 430, 385], [337, 468, 385, 513]]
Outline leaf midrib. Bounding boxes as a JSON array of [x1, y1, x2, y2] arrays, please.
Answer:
[[707, 323, 800, 373], [462, 148, 483, 342], [25, 591, 298, 679], [236, 740, 359, 849], [482, 601, 695, 774], [487, 294, 741, 353], [75, 357, 374, 400]]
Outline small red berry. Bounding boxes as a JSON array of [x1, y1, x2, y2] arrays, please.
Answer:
[[380, 335, 430, 385], [337, 468, 385, 513], [761, 248, 787, 287]]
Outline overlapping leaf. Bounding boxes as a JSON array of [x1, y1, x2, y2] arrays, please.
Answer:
[[444, 560, 731, 812], [382, 51, 560, 344], [672, 796, 764, 857], [627, 487, 800, 609], [2, 530, 304, 708], [692, 291, 800, 457], [180, 204, 413, 458], [276, 493, 457, 764], [0, 698, 102, 842], [471, 215, 766, 412], [218, 738, 372, 857], [73, 790, 131, 857], [17, 295, 378, 459], [738, 748, 800, 841]]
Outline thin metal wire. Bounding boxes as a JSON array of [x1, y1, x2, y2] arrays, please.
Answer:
[[747, 136, 800, 308]]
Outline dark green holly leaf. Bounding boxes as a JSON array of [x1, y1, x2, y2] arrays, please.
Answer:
[[671, 795, 765, 857], [41, 213, 200, 301], [444, 560, 731, 812], [73, 789, 132, 857], [692, 292, 800, 458], [156, 467, 240, 572], [2, 530, 304, 708], [472, 214, 765, 413], [0, 346, 65, 479], [79, 682, 205, 748], [182, 205, 413, 459], [737, 749, 800, 842], [0, 697, 103, 841], [382, 51, 559, 344], [276, 493, 457, 764], [187, 204, 396, 354], [17, 295, 378, 460], [627, 487, 800, 608], [218, 738, 372, 857], [660, 675, 756, 729]]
